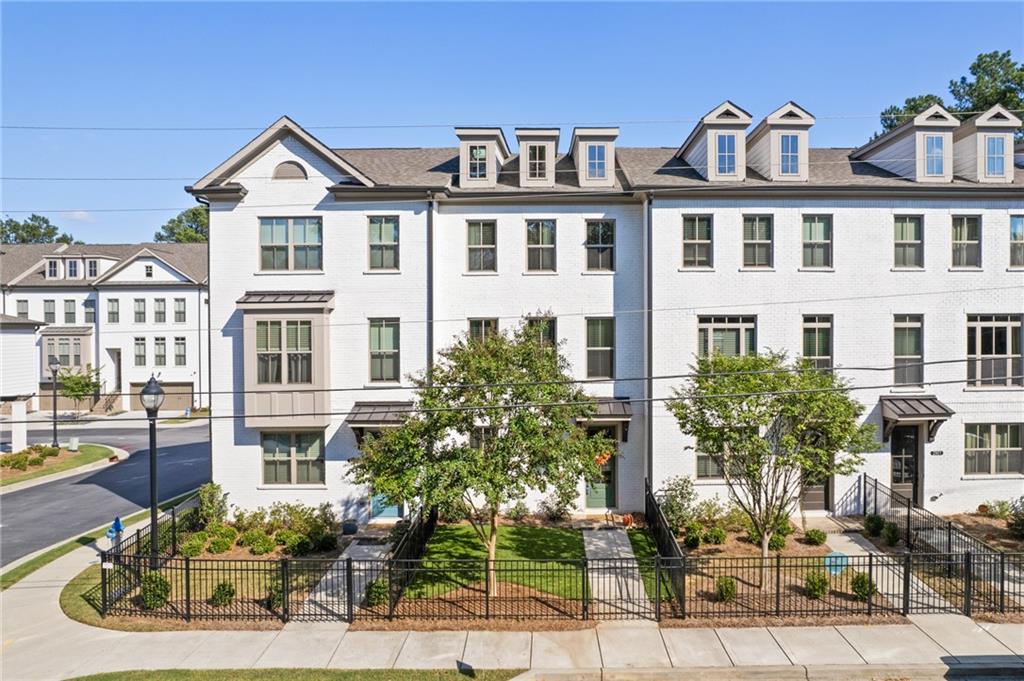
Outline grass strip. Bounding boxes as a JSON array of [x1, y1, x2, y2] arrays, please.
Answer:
[[0, 444, 114, 487], [0, 489, 197, 591]]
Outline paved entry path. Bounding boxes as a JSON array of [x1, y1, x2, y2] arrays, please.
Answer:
[[582, 527, 650, 617], [296, 538, 390, 619]]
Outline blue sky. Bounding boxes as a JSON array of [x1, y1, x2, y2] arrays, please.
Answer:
[[2, 2, 1021, 242]]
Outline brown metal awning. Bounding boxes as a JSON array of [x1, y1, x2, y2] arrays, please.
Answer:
[[880, 395, 954, 442], [346, 401, 413, 428], [587, 397, 634, 421], [236, 290, 335, 311]]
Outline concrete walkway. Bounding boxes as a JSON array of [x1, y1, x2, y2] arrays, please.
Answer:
[[1, 526, 1022, 680], [295, 538, 389, 619], [582, 527, 650, 617]]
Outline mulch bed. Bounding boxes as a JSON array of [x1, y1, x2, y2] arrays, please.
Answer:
[[0, 446, 109, 482], [180, 536, 350, 561], [658, 612, 908, 628], [685, 529, 831, 558], [946, 513, 1024, 552]]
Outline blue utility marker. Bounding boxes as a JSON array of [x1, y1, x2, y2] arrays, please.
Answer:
[[824, 551, 848, 575]]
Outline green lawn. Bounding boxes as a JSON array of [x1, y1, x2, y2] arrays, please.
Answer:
[[0, 444, 113, 487], [69, 671, 521, 681], [160, 407, 210, 424], [404, 524, 585, 599], [627, 528, 674, 603]]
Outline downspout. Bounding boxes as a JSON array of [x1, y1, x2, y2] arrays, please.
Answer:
[[197, 195, 213, 482], [643, 193, 654, 487], [426, 193, 435, 372]]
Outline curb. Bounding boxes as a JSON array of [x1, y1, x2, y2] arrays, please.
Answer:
[[0, 444, 130, 496], [511, 662, 1024, 680]]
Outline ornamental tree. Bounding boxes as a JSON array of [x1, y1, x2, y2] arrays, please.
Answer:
[[349, 318, 615, 590], [58, 366, 101, 417], [667, 352, 875, 584]]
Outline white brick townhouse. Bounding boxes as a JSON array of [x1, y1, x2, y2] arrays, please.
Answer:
[[0, 243, 209, 413], [188, 101, 1023, 520]]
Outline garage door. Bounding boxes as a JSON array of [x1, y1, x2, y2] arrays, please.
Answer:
[[129, 382, 194, 412]]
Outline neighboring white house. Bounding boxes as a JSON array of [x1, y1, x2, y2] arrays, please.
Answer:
[[0, 243, 209, 413], [0, 313, 46, 410], [189, 103, 1023, 521]]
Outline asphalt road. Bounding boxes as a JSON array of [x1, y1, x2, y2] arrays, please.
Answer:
[[0, 423, 211, 567]]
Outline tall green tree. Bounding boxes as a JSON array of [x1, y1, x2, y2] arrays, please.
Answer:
[[1, 214, 78, 244], [349, 319, 614, 592], [878, 51, 1024, 139], [58, 366, 101, 417], [667, 352, 875, 584], [154, 206, 208, 243]]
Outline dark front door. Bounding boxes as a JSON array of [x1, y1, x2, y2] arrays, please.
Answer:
[[801, 471, 831, 512], [891, 425, 919, 505]]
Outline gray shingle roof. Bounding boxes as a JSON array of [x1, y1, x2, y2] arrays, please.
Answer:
[[0, 243, 207, 287], [0, 313, 46, 328]]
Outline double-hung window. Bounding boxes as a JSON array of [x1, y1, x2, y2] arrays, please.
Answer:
[[67, 261, 79, 278], [285, 321, 311, 382], [174, 337, 187, 367], [526, 220, 556, 271], [16, 300, 28, 319], [87, 260, 98, 278], [107, 299, 119, 323], [174, 298, 186, 323], [587, 144, 606, 179], [1011, 216, 1024, 268], [262, 432, 325, 485], [134, 298, 146, 323], [802, 315, 833, 370], [742, 215, 773, 268], [259, 217, 322, 271], [780, 134, 799, 175], [894, 315, 923, 386], [527, 144, 547, 180], [526, 317, 557, 346], [57, 339, 72, 366], [256, 321, 282, 384], [154, 299, 166, 323], [43, 300, 55, 323], [368, 216, 399, 270], [369, 318, 400, 382], [696, 438, 724, 479], [64, 299, 76, 324], [586, 318, 615, 378], [967, 314, 1022, 387], [585, 220, 615, 271], [47, 261, 59, 278], [468, 145, 487, 179], [894, 216, 924, 268], [802, 215, 832, 268], [952, 216, 981, 268], [83, 300, 95, 324], [965, 424, 1022, 475], [154, 338, 167, 366], [468, 318, 498, 342], [467, 221, 497, 272], [985, 136, 1005, 177], [682, 215, 713, 268], [717, 134, 736, 175], [134, 337, 146, 367], [698, 316, 757, 357], [925, 135, 944, 176]]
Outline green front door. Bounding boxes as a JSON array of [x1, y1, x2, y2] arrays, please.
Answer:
[[586, 425, 617, 508]]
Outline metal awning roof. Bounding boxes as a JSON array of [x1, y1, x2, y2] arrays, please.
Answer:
[[40, 325, 92, 336], [346, 401, 413, 427], [880, 395, 954, 442], [588, 397, 634, 421], [236, 290, 335, 306]]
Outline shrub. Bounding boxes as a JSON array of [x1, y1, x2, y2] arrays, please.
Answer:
[[804, 529, 828, 546], [882, 521, 900, 546], [683, 521, 703, 550], [538, 492, 572, 523], [139, 572, 171, 610], [365, 578, 389, 607], [747, 517, 795, 545], [657, 476, 697, 534], [694, 496, 726, 527], [266, 501, 339, 539], [275, 529, 301, 546], [283, 534, 313, 556], [805, 570, 829, 599], [1008, 496, 1024, 540], [715, 576, 737, 603], [208, 537, 232, 554], [209, 524, 238, 543], [232, 507, 268, 534], [197, 482, 229, 528], [504, 501, 530, 522], [703, 526, 727, 545], [312, 532, 338, 552], [266, 580, 283, 611], [864, 513, 885, 537], [983, 500, 1012, 520], [435, 497, 468, 523], [720, 505, 749, 532], [210, 581, 236, 607], [851, 572, 876, 602], [237, 529, 267, 548], [249, 533, 276, 556], [41, 447, 60, 458], [180, 536, 205, 557], [27, 455, 45, 467], [768, 533, 786, 551]]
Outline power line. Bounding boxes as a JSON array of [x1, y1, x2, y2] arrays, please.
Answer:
[[3, 373, 1018, 426]]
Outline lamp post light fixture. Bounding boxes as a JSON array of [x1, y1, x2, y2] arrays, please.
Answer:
[[48, 358, 61, 447], [139, 376, 165, 567]]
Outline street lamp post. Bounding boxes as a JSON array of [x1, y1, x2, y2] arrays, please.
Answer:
[[139, 376, 165, 568], [48, 358, 61, 447]]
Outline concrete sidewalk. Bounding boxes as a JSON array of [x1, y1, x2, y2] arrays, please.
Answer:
[[1, 531, 1022, 681]]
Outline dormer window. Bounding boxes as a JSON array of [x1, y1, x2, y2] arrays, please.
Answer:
[[527, 144, 547, 180], [986, 136, 1005, 177], [47, 261, 58, 278], [587, 144, 606, 179], [468, 145, 487, 179], [717, 134, 737, 175], [925, 135, 944, 176], [67, 260, 78, 278], [145, 264, 154, 278], [780, 134, 799, 175], [87, 260, 98, 278]]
